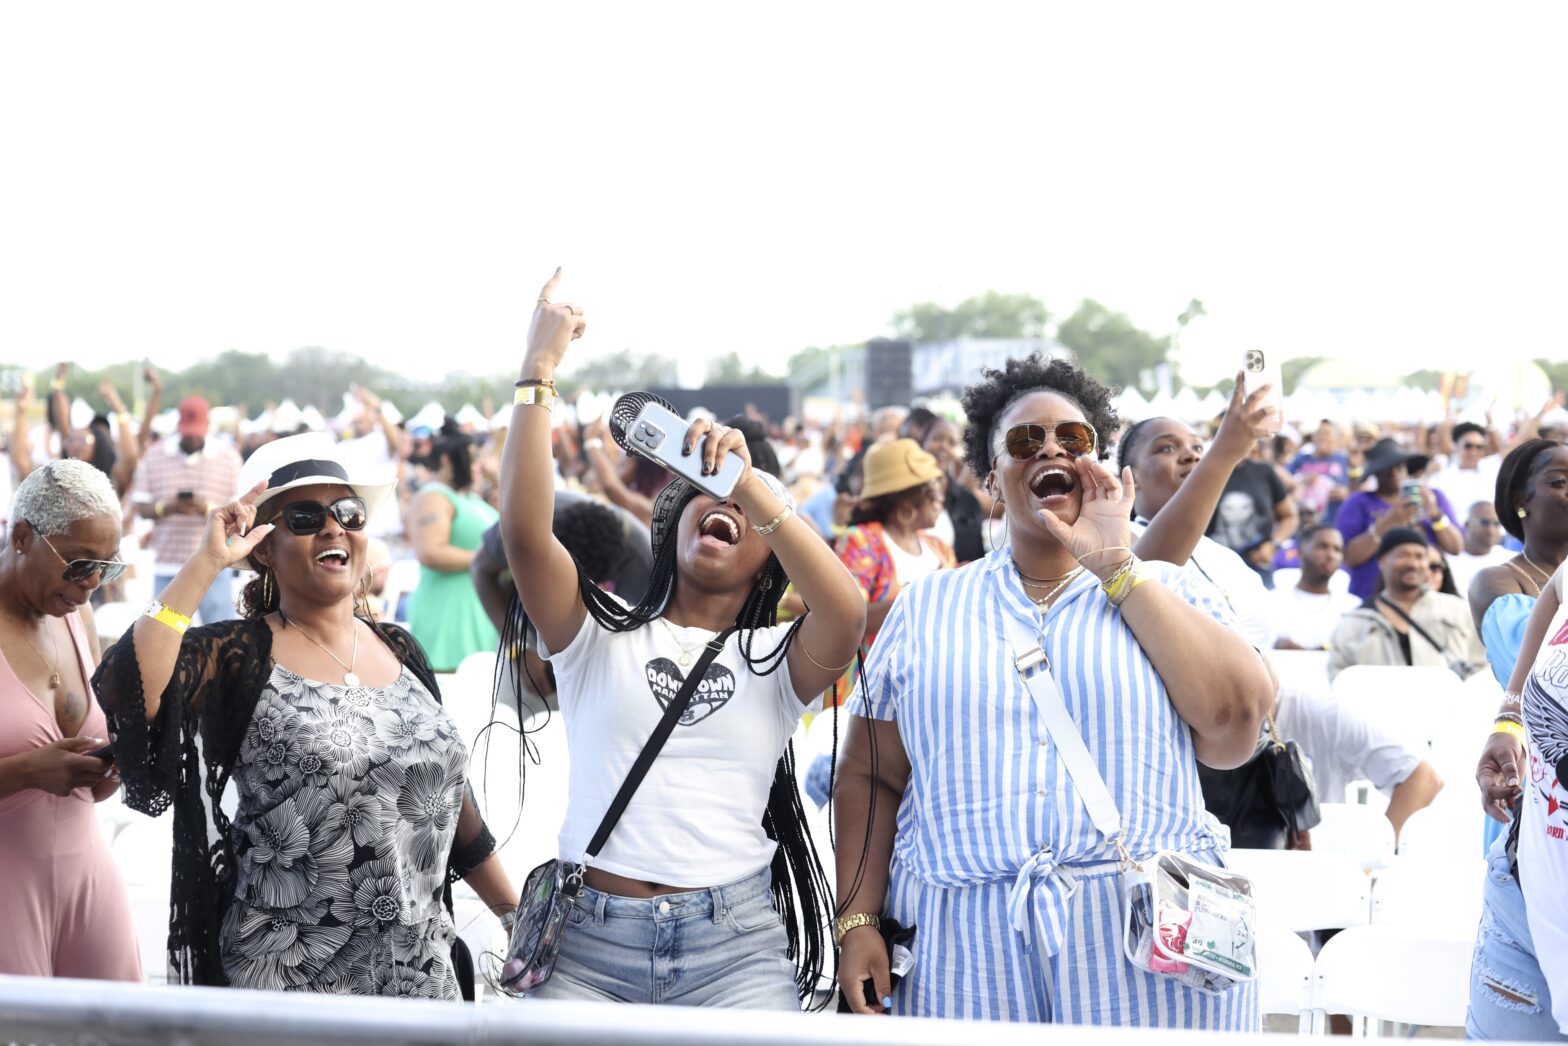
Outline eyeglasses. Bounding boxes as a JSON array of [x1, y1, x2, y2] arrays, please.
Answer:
[[31, 526, 127, 584], [1000, 421, 1098, 461], [275, 497, 369, 536]]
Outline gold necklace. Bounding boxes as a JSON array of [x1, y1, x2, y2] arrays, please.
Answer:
[[657, 615, 712, 669], [18, 621, 61, 690], [1025, 567, 1084, 608], [1014, 561, 1077, 585], [280, 612, 362, 686], [1521, 551, 1553, 584]]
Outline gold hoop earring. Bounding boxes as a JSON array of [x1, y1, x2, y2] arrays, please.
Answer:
[[261, 569, 274, 608], [987, 498, 1010, 549], [356, 575, 374, 620]]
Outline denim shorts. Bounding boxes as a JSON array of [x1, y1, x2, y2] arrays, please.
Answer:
[[1467, 833, 1568, 1041], [524, 865, 800, 1009]]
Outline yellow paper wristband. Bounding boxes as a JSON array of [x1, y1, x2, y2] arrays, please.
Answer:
[[513, 385, 557, 411], [146, 602, 191, 634], [1492, 719, 1525, 741]]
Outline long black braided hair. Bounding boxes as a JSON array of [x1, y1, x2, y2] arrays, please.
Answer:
[[496, 474, 843, 1006]]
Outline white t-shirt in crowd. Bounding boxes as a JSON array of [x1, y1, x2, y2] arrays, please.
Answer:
[[1519, 568, 1568, 1033], [887, 533, 946, 588], [1449, 546, 1515, 599], [1432, 458, 1500, 521], [1272, 685, 1422, 804], [1129, 520, 1276, 650], [539, 607, 808, 886], [1269, 585, 1360, 651]]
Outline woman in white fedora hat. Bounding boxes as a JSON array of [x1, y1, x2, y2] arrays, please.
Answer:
[[94, 432, 516, 998]]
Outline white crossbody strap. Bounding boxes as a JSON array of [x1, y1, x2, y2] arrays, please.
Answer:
[[1001, 612, 1123, 842]]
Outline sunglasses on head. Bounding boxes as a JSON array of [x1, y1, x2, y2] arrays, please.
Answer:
[[1001, 421, 1098, 461], [275, 496, 369, 535], [31, 526, 127, 584]]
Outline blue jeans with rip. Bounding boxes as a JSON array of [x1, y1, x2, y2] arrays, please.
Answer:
[[1467, 832, 1568, 1040], [525, 865, 800, 1009]]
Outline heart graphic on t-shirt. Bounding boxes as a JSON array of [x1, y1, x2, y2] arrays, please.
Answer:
[[644, 657, 737, 726]]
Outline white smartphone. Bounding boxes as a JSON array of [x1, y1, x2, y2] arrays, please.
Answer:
[[625, 400, 747, 501], [1243, 349, 1284, 433]]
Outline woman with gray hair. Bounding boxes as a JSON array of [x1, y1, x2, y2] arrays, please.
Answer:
[[0, 459, 141, 981]]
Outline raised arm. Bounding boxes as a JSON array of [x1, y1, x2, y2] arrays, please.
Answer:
[[684, 419, 867, 701], [123, 483, 273, 721], [1049, 455, 1270, 769], [137, 366, 163, 455], [583, 418, 655, 528], [498, 271, 591, 655], [1133, 373, 1273, 566], [10, 381, 35, 481], [100, 380, 141, 496]]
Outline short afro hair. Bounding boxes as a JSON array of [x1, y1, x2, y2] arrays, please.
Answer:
[[556, 500, 627, 584], [960, 353, 1119, 477], [1451, 421, 1487, 445]]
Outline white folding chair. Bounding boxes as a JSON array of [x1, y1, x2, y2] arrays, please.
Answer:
[[1257, 921, 1316, 1033], [1370, 855, 1486, 931], [90, 600, 141, 651], [1226, 849, 1370, 933], [477, 710, 568, 885], [1311, 924, 1473, 1034], [1311, 802, 1396, 870], [382, 558, 422, 623], [1395, 797, 1484, 862], [1269, 649, 1332, 695], [1330, 666, 1466, 757]]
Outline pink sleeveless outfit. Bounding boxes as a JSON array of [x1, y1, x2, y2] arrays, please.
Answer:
[[0, 612, 141, 981]]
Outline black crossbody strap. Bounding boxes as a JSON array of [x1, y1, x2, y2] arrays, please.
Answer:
[[584, 624, 739, 859], [1376, 595, 1445, 654]]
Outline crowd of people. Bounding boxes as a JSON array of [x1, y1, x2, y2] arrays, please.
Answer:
[[0, 286, 1565, 1037]]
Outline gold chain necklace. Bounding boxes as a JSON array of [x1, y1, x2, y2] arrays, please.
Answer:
[[1521, 551, 1553, 584], [18, 621, 62, 690], [657, 615, 713, 669], [1025, 567, 1084, 608], [280, 612, 362, 686]]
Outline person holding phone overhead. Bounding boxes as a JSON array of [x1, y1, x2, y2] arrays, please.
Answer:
[[0, 460, 140, 981], [498, 272, 865, 1007], [94, 432, 515, 995], [1335, 437, 1463, 600]]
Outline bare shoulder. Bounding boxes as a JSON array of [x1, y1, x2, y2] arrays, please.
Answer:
[[1468, 561, 1528, 624]]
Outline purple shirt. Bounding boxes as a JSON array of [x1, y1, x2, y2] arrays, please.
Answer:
[[1336, 488, 1462, 599]]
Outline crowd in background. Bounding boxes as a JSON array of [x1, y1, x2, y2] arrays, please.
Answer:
[[3, 347, 1567, 1032]]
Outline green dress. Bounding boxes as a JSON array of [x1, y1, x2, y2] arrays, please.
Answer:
[[406, 482, 500, 671]]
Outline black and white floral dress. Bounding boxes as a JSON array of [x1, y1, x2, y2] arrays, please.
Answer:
[[218, 663, 468, 997]]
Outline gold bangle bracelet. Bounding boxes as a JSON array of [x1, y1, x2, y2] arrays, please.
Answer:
[[798, 634, 856, 674], [513, 385, 557, 410]]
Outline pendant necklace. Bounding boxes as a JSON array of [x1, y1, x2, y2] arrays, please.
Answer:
[[19, 622, 62, 690], [281, 611, 362, 686], [657, 615, 710, 668]]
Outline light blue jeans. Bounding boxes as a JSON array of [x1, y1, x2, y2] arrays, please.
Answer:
[[525, 866, 800, 1009], [1467, 833, 1568, 1040], [155, 570, 237, 626]]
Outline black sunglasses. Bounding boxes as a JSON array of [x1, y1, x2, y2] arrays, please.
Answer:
[[33, 527, 127, 584], [276, 497, 369, 535], [1001, 421, 1098, 461]]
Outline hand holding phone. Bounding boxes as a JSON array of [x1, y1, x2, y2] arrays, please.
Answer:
[[1242, 350, 1284, 435], [611, 394, 747, 501]]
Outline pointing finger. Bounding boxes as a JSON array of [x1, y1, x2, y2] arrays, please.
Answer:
[[538, 267, 563, 304]]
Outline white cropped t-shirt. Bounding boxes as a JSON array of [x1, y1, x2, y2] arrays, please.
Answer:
[[539, 609, 807, 886]]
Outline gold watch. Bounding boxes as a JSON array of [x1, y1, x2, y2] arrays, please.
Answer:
[[833, 912, 881, 946]]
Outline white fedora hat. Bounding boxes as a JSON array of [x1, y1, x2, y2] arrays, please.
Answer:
[[235, 432, 396, 569]]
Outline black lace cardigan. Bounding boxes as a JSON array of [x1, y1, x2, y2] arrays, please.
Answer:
[[93, 616, 497, 987]]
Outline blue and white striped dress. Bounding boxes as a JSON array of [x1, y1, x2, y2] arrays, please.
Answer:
[[859, 547, 1258, 1027]]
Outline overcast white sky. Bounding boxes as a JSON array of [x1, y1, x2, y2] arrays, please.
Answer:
[[3, 2, 1566, 387]]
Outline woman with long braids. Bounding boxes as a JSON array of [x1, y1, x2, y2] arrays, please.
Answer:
[[93, 432, 516, 996], [499, 273, 865, 1008], [834, 354, 1269, 1026]]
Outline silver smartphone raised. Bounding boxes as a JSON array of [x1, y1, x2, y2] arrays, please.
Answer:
[[1243, 349, 1284, 434], [625, 400, 747, 501]]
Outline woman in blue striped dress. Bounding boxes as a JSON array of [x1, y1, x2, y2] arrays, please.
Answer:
[[833, 355, 1271, 1027]]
